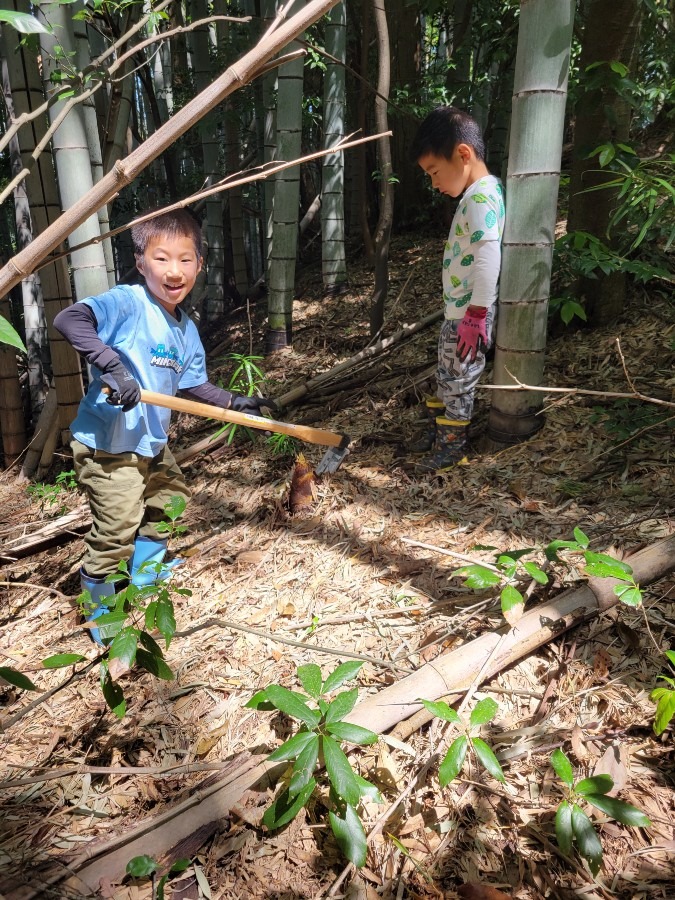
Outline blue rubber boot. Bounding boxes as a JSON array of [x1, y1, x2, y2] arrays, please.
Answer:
[[130, 536, 182, 587], [80, 568, 117, 647]]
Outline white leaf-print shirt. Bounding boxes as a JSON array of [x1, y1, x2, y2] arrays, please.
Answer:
[[441, 175, 505, 320]]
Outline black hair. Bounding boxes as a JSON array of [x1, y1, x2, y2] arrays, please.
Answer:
[[410, 106, 486, 163], [131, 208, 203, 257]]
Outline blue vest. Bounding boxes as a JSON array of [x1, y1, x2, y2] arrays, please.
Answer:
[[70, 284, 206, 457]]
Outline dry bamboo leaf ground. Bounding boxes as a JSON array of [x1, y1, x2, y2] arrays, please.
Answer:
[[1, 233, 674, 900]]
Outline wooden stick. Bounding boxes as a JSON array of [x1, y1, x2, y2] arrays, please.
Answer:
[[141, 389, 348, 448]]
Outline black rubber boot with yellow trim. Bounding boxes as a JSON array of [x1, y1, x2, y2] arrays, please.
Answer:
[[408, 396, 445, 453], [413, 417, 469, 473]]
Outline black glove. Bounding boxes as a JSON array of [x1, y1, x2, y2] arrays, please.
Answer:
[[101, 364, 141, 412], [230, 394, 277, 417]]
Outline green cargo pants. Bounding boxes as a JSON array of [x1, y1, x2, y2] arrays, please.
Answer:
[[72, 439, 189, 578]]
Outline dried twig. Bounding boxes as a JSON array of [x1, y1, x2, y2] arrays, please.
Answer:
[[0, 581, 70, 602], [479, 369, 675, 410], [399, 536, 501, 572], [174, 617, 413, 673]]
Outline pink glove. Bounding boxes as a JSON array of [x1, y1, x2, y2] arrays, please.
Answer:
[[457, 306, 489, 363]]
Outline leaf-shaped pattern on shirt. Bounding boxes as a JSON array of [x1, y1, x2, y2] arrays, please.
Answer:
[[472, 193, 488, 203], [453, 241, 461, 257], [456, 293, 473, 306], [451, 275, 462, 287], [443, 257, 452, 268], [455, 223, 463, 236], [461, 254, 474, 266], [470, 230, 484, 243], [485, 209, 497, 229]]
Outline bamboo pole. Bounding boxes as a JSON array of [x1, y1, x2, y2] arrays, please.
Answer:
[[0, 0, 343, 300]]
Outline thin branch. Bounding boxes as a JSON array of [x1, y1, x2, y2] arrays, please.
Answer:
[[262, 0, 296, 39], [0, 0, 174, 157], [35, 131, 389, 271], [0, 759, 240, 789], [479, 370, 675, 410], [589, 414, 675, 462], [300, 39, 416, 121], [0, 13, 251, 203], [0, 581, 70, 602], [174, 617, 412, 673], [0, 658, 99, 732], [399, 536, 501, 572]]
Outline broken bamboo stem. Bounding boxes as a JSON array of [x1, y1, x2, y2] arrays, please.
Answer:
[[273, 310, 443, 409]]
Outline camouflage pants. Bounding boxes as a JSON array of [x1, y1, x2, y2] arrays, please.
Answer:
[[436, 307, 496, 421]]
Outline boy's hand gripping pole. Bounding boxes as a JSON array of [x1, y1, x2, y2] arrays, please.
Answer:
[[137, 389, 351, 473]]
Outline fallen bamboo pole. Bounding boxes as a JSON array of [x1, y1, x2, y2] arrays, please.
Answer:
[[9, 533, 671, 897], [347, 534, 675, 734]]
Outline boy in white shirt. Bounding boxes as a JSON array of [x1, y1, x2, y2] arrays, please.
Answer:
[[409, 107, 505, 473]]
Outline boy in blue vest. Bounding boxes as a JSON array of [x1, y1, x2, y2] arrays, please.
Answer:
[[409, 107, 505, 473], [55, 209, 273, 643]]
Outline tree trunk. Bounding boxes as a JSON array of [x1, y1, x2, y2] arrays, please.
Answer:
[[388, 0, 421, 226], [76, 17, 116, 288], [0, 284, 26, 466], [369, 0, 394, 336], [321, 0, 348, 294], [2, 57, 48, 420], [567, 0, 641, 325], [487, 0, 575, 445], [353, 0, 374, 259], [266, 0, 305, 352], [260, 0, 278, 269], [225, 102, 249, 297], [445, 0, 472, 104], [38, 2, 111, 303]]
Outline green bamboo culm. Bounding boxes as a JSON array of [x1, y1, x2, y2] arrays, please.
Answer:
[[487, 0, 576, 445]]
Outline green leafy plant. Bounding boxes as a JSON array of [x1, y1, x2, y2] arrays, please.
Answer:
[[246, 662, 381, 867], [266, 431, 298, 458], [551, 231, 672, 326], [6, 496, 191, 718], [214, 353, 268, 445], [26, 470, 77, 515], [0, 314, 27, 351], [650, 650, 675, 736], [420, 697, 505, 787], [453, 528, 644, 621], [454, 546, 549, 624], [126, 854, 191, 899], [74, 497, 190, 716], [550, 748, 651, 876]]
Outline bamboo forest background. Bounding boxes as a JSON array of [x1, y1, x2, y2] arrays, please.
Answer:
[[0, 0, 673, 471]]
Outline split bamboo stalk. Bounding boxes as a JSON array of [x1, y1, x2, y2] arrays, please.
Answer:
[[0, 0, 343, 300]]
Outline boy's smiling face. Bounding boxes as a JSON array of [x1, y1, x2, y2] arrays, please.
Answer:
[[418, 144, 472, 198], [136, 234, 202, 317]]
